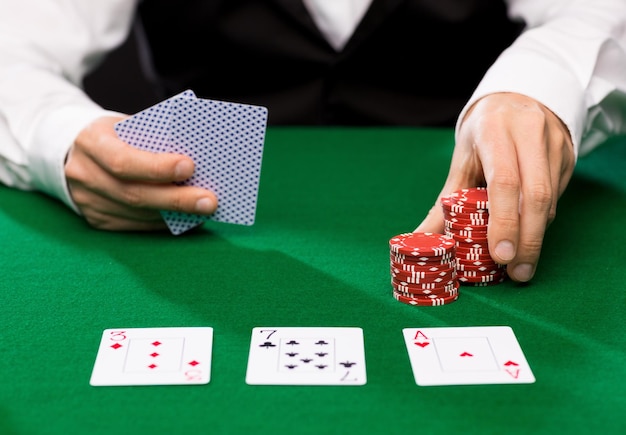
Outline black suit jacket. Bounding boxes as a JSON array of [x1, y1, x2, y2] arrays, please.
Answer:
[[137, 0, 523, 126]]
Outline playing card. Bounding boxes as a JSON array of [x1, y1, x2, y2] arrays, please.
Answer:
[[89, 327, 213, 386], [245, 327, 367, 385], [402, 326, 535, 386], [114, 90, 267, 235], [166, 96, 267, 232], [114, 89, 196, 154]]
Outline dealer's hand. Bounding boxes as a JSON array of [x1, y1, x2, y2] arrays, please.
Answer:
[[416, 92, 576, 282], [65, 116, 217, 231]]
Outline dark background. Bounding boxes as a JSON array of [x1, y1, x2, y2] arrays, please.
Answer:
[[83, 32, 160, 115]]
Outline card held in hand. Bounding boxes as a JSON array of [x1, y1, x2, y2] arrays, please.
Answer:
[[89, 327, 213, 386], [114, 90, 268, 235], [245, 327, 367, 385]]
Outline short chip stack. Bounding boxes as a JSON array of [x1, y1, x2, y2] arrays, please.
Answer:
[[442, 187, 507, 286], [389, 232, 459, 306]]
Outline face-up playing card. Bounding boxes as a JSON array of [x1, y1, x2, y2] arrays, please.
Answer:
[[89, 327, 213, 386], [114, 90, 268, 235], [402, 326, 535, 386], [245, 327, 367, 385]]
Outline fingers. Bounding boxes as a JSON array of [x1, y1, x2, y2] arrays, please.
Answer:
[[469, 98, 554, 282], [472, 124, 521, 266], [418, 93, 575, 283], [414, 200, 445, 234], [66, 116, 219, 231], [496, 115, 552, 282], [71, 173, 217, 217], [75, 195, 167, 231], [415, 136, 486, 234], [74, 116, 197, 183]]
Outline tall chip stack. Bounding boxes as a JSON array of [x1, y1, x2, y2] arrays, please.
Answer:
[[388, 187, 507, 307], [442, 187, 507, 286]]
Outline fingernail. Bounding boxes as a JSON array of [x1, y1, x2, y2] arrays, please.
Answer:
[[512, 263, 534, 282], [494, 240, 515, 262], [195, 198, 215, 214], [175, 160, 194, 179]]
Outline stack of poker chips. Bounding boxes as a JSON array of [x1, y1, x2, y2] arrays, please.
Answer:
[[389, 232, 459, 306], [442, 187, 507, 286]]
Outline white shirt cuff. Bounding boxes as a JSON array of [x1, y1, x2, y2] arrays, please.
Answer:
[[455, 47, 587, 157], [28, 104, 123, 214]]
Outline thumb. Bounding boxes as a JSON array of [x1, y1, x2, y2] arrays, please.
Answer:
[[414, 199, 445, 234]]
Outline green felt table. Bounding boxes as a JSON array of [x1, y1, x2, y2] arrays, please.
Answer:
[[1, 128, 625, 435]]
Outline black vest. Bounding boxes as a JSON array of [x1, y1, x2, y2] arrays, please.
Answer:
[[137, 0, 523, 126]]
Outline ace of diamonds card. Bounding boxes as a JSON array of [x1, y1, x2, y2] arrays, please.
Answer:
[[402, 326, 535, 386]]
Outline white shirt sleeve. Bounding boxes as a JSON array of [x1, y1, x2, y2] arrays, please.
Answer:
[[0, 0, 138, 211], [456, 0, 626, 157]]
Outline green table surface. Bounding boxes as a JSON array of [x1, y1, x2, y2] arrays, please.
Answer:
[[1, 128, 625, 435]]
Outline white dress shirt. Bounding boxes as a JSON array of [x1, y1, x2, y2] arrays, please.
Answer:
[[0, 0, 625, 213]]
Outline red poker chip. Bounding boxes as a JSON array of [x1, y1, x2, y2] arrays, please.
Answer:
[[392, 270, 456, 285], [454, 242, 489, 250], [391, 266, 455, 279], [448, 230, 488, 240], [390, 260, 456, 273], [456, 263, 504, 272], [453, 242, 490, 250], [449, 230, 488, 239], [449, 187, 489, 207], [392, 278, 457, 291], [462, 277, 507, 286], [454, 243, 487, 252], [393, 281, 459, 294], [456, 257, 502, 267], [443, 209, 489, 219], [455, 255, 501, 263], [445, 221, 489, 231], [391, 251, 455, 260], [456, 269, 506, 280], [446, 215, 489, 224], [455, 252, 495, 261], [458, 278, 506, 287], [447, 223, 488, 232], [444, 217, 489, 226], [392, 280, 461, 295], [389, 232, 455, 257], [454, 241, 489, 249], [390, 252, 455, 264], [457, 269, 504, 280], [393, 287, 459, 299], [446, 229, 488, 239], [442, 202, 488, 215], [443, 213, 489, 225], [449, 234, 489, 244], [393, 290, 459, 306], [395, 278, 460, 292], [392, 281, 458, 295], [442, 200, 488, 210], [390, 259, 455, 270], [393, 286, 459, 299], [457, 272, 507, 283], [390, 258, 455, 269], [390, 258, 456, 269], [390, 258, 455, 270]]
